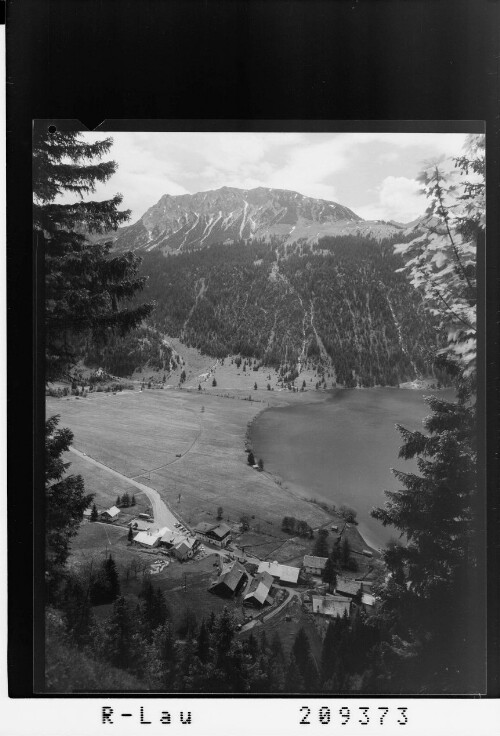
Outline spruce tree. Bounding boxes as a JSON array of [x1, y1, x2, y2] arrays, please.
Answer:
[[104, 555, 120, 600], [45, 416, 93, 598], [90, 503, 98, 522], [33, 127, 153, 380], [313, 529, 329, 558], [322, 555, 338, 593], [285, 653, 304, 692], [371, 388, 482, 692]]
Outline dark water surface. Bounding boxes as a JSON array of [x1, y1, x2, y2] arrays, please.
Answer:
[[251, 388, 456, 549]]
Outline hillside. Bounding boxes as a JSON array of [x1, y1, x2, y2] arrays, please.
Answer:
[[126, 234, 444, 388], [107, 186, 409, 253]]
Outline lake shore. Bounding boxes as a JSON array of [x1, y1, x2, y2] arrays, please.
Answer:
[[249, 386, 453, 550]]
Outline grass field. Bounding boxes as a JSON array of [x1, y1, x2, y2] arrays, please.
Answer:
[[64, 452, 150, 518], [47, 388, 332, 532]]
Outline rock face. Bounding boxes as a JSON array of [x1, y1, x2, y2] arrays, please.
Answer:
[[110, 186, 406, 252]]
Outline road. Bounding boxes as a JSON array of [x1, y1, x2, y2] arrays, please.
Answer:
[[69, 446, 182, 532], [240, 586, 299, 632]]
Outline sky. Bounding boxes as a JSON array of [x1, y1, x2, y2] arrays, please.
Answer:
[[70, 131, 470, 224]]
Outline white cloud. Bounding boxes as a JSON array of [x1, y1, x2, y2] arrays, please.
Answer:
[[356, 176, 424, 222], [52, 131, 471, 222]]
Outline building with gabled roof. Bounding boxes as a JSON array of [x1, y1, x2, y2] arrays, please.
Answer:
[[312, 594, 351, 619], [243, 571, 274, 607], [194, 521, 231, 548], [100, 505, 120, 521], [257, 560, 300, 586], [303, 555, 328, 576], [335, 579, 361, 599], [172, 537, 196, 561], [134, 526, 169, 548], [209, 561, 248, 598]]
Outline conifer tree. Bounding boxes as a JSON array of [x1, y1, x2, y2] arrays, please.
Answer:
[[322, 555, 338, 593], [285, 653, 304, 692], [33, 127, 153, 380], [45, 415, 93, 598], [104, 555, 120, 600], [90, 503, 98, 522], [196, 620, 210, 664], [313, 528, 329, 558]]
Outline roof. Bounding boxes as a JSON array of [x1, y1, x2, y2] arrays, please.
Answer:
[[244, 571, 273, 605], [194, 522, 216, 534], [103, 505, 120, 517], [211, 561, 247, 593], [134, 527, 169, 546], [174, 538, 195, 554], [336, 579, 361, 597], [257, 560, 300, 585], [312, 595, 351, 618], [361, 593, 376, 607], [210, 523, 231, 539], [303, 555, 328, 570], [161, 529, 185, 545]]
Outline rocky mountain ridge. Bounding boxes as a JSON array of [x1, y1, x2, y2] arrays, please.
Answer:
[[108, 186, 413, 253]]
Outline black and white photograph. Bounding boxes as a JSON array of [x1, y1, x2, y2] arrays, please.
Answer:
[[37, 127, 486, 696]]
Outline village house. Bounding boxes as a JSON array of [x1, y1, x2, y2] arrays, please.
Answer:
[[243, 570, 274, 608], [172, 537, 196, 561], [193, 521, 232, 548], [335, 578, 361, 599], [312, 594, 351, 619], [257, 560, 300, 586], [303, 554, 328, 576], [133, 526, 169, 549], [209, 561, 248, 598], [100, 505, 120, 522], [82, 507, 92, 521]]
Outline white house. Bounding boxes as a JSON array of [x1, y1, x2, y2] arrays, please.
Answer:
[[134, 526, 169, 548], [303, 555, 328, 576], [194, 522, 232, 548], [100, 505, 120, 521], [257, 560, 300, 586]]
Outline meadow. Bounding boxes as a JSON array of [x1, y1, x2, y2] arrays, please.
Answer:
[[47, 386, 332, 534]]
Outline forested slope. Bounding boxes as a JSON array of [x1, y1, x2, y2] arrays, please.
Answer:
[[133, 235, 443, 387]]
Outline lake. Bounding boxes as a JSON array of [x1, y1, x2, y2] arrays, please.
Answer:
[[250, 387, 456, 549]]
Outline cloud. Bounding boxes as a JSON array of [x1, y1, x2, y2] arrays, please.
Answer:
[[356, 176, 424, 222], [53, 131, 471, 221]]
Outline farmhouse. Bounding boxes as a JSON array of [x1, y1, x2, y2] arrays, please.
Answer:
[[172, 537, 196, 561], [100, 505, 120, 522], [335, 579, 361, 599], [194, 521, 231, 548], [243, 571, 274, 608], [312, 594, 351, 619], [257, 560, 300, 586], [303, 555, 328, 576], [83, 508, 92, 521], [134, 527, 169, 548], [209, 561, 248, 598]]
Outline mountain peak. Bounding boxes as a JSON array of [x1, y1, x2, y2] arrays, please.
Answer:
[[110, 185, 407, 253]]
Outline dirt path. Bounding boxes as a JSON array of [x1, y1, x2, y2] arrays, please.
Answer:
[[69, 447, 182, 531]]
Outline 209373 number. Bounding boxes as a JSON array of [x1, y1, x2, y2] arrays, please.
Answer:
[[299, 706, 408, 727]]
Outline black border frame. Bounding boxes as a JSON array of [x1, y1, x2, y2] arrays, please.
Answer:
[[6, 0, 500, 700]]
